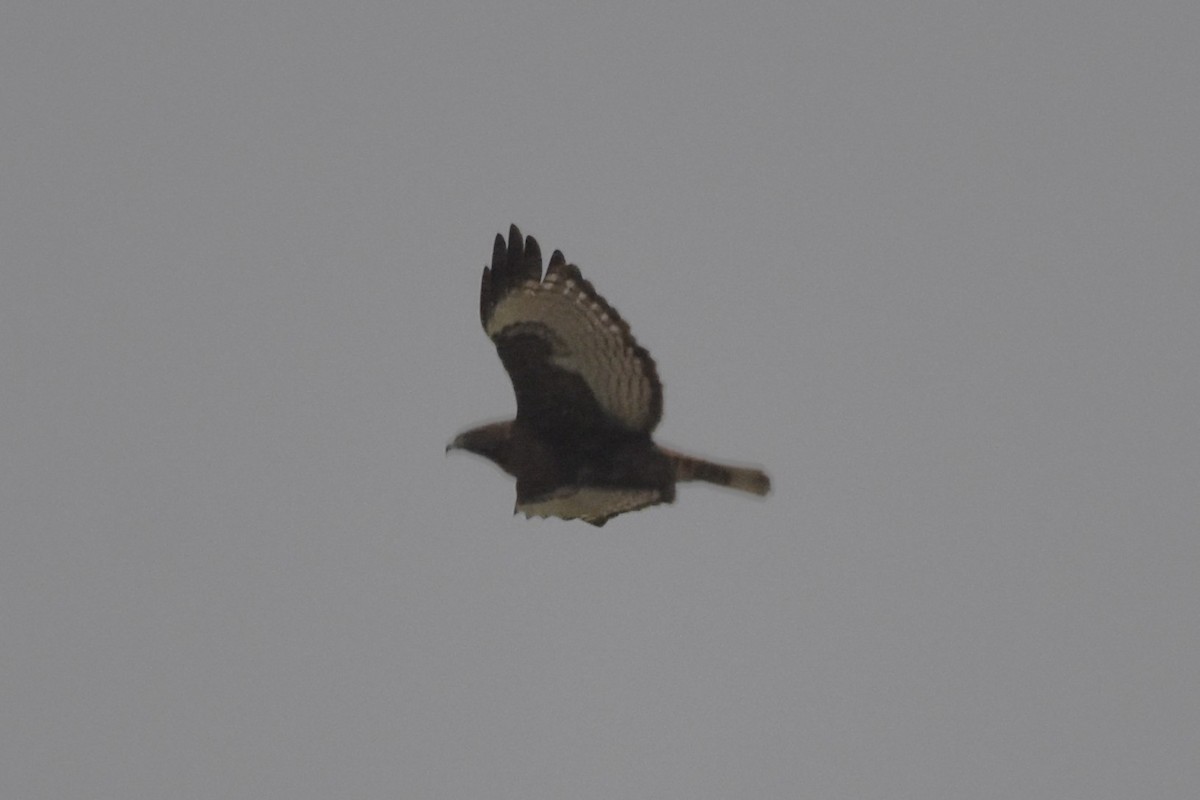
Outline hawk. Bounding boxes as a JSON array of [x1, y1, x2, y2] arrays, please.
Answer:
[[448, 225, 770, 526]]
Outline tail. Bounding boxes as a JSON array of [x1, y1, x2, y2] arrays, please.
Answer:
[[662, 449, 771, 496]]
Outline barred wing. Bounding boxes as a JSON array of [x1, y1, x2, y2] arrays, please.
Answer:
[[480, 225, 663, 435]]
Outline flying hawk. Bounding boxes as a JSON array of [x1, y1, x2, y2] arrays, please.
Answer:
[[448, 225, 770, 526]]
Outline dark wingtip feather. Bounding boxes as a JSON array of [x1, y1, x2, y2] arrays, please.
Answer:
[[492, 233, 506, 269], [482, 225, 543, 327], [545, 249, 585, 284], [507, 224, 523, 258], [479, 266, 491, 329]]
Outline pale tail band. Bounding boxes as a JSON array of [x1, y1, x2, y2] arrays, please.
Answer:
[[663, 449, 771, 496]]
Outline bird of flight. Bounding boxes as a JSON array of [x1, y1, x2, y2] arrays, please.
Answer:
[[448, 225, 770, 526]]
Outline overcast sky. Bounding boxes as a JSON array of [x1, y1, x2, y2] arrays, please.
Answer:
[[3, 2, 1198, 798]]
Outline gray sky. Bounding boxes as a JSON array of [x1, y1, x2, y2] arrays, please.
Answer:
[[3, 2, 1198, 798]]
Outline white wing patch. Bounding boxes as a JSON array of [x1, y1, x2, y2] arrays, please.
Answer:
[[518, 486, 663, 523], [486, 274, 658, 431]]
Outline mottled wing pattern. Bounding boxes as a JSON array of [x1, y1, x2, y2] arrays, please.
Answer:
[[480, 225, 663, 434]]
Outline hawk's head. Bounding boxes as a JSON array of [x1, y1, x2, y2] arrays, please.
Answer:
[[446, 421, 515, 474]]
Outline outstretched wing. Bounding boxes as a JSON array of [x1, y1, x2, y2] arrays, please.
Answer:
[[480, 225, 663, 435]]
